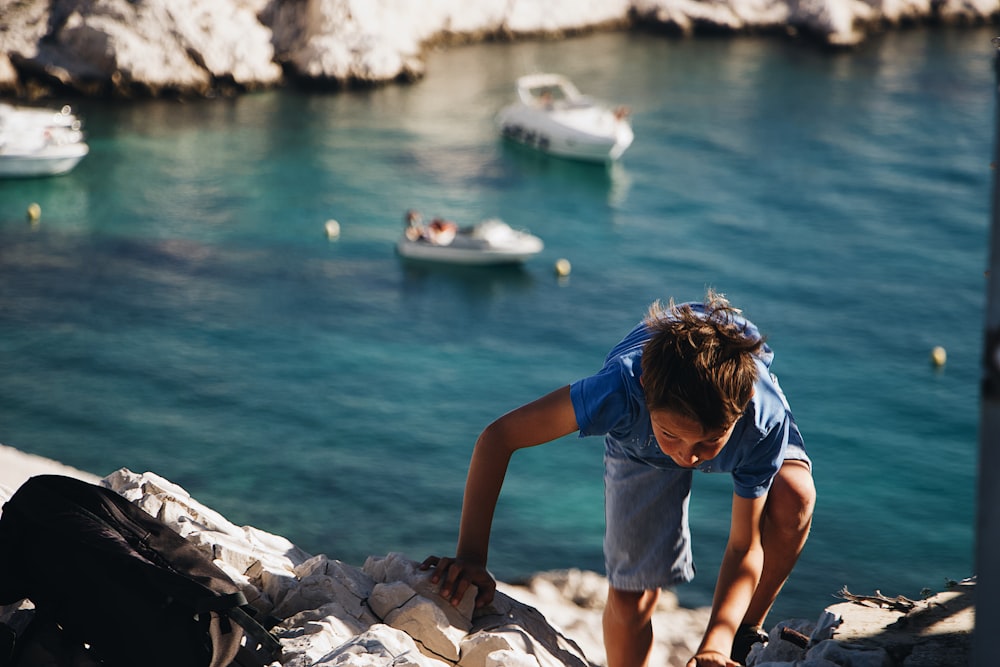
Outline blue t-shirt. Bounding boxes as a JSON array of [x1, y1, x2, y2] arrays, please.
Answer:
[[569, 305, 793, 499]]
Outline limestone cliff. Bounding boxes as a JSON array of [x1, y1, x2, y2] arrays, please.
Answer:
[[0, 0, 996, 99]]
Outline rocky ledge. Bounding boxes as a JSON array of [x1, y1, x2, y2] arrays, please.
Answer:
[[1, 0, 997, 99], [0, 469, 973, 666]]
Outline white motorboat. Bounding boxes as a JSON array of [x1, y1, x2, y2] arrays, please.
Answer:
[[495, 73, 634, 163], [396, 212, 544, 266], [0, 102, 89, 177], [0, 139, 90, 178]]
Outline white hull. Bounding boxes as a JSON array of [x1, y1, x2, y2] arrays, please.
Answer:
[[496, 73, 633, 163], [396, 238, 542, 265], [0, 142, 89, 177]]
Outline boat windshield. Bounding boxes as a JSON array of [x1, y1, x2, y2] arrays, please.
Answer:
[[530, 85, 569, 105]]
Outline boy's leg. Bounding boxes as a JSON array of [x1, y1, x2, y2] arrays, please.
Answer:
[[602, 446, 695, 667], [603, 587, 660, 667], [742, 459, 816, 627]]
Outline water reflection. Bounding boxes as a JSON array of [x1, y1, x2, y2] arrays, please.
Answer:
[[498, 142, 632, 207], [398, 258, 536, 297], [0, 170, 92, 229]]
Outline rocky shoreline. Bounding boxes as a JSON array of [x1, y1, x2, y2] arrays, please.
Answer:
[[2, 0, 998, 100], [0, 445, 975, 666]]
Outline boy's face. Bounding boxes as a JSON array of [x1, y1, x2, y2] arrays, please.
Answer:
[[648, 409, 735, 468]]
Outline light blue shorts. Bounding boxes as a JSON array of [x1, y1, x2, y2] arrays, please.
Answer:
[[603, 433, 810, 592]]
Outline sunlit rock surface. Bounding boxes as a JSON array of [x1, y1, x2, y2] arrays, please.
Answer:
[[0, 0, 995, 97], [0, 463, 976, 666]]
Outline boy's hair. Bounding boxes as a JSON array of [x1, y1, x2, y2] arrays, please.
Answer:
[[641, 289, 765, 432]]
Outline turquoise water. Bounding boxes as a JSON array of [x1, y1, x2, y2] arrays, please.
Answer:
[[0, 27, 994, 620]]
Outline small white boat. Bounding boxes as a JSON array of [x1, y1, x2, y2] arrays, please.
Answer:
[[0, 102, 89, 177], [0, 140, 90, 178], [396, 211, 543, 266], [495, 73, 634, 163]]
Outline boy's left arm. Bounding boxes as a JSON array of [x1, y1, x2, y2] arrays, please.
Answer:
[[690, 492, 768, 667]]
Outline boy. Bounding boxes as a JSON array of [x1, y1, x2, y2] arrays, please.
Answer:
[[423, 290, 815, 667]]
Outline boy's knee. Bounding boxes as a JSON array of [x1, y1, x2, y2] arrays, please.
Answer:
[[767, 462, 815, 533], [605, 587, 660, 626]]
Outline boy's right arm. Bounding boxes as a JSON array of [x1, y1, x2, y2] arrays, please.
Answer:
[[422, 385, 580, 608]]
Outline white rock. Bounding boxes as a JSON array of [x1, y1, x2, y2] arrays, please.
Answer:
[[485, 649, 541, 667], [464, 594, 594, 667], [167, 0, 281, 85], [275, 602, 375, 663], [810, 610, 842, 644], [498, 571, 709, 666], [457, 633, 516, 667], [270, 562, 375, 622], [376, 584, 467, 662], [503, 0, 631, 33], [3, 0, 996, 96], [311, 625, 450, 666], [369, 581, 420, 619], [363, 553, 477, 629]]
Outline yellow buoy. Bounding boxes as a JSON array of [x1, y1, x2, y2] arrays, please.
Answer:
[[930, 346, 947, 367], [26, 202, 41, 223], [554, 258, 572, 277], [325, 219, 341, 239]]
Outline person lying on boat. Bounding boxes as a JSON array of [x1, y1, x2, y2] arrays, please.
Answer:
[[404, 209, 427, 241], [403, 210, 458, 245], [427, 218, 458, 245]]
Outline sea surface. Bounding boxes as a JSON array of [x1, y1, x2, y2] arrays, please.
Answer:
[[0, 27, 996, 621]]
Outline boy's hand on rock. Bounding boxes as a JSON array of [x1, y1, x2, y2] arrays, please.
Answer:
[[420, 555, 497, 608]]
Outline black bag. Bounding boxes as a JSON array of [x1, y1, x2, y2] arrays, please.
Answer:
[[0, 475, 282, 667]]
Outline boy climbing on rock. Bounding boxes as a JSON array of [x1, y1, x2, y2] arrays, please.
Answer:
[[423, 289, 815, 667]]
